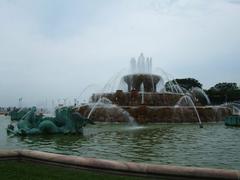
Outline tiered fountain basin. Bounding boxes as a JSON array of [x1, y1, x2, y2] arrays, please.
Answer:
[[91, 92, 182, 106], [78, 54, 233, 124], [78, 104, 231, 123], [79, 93, 231, 124]]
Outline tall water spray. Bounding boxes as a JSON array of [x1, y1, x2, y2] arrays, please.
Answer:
[[130, 53, 152, 74]]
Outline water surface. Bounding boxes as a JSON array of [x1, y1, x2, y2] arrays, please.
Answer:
[[0, 115, 239, 170]]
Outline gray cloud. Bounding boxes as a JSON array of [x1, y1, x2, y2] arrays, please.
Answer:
[[0, 0, 240, 106], [227, 0, 240, 4]]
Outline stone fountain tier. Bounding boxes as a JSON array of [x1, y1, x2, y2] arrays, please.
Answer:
[[91, 92, 183, 106], [123, 73, 161, 92], [78, 105, 232, 123]]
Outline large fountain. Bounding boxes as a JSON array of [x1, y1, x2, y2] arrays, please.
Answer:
[[77, 53, 232, 124], [2, 54, 239, 173]]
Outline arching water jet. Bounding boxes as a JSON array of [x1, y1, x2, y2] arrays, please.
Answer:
[[176, 95, 203, 128]]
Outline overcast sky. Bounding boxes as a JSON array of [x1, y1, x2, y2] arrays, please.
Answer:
[[0, 0, 240, 106]]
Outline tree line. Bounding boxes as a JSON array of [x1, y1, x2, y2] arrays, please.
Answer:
[[165, 78, 240, 105]]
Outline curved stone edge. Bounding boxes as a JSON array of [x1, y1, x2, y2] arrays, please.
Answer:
[[0, 149, 19, 159], [0, 149, 239, 179]]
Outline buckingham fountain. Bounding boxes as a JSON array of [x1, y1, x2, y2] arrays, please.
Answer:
[[77, 53, 232, 125], [2, 53, 240, 175], [7, 54, 233, 135]]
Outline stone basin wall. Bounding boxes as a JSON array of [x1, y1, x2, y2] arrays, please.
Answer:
[[78, 105, 232, 123], [91, 92, 183, 106]]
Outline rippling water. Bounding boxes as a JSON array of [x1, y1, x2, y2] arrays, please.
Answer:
[[1, 115, 240, 169]]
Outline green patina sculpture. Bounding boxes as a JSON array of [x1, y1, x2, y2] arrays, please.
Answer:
[[7, 106, 94, 136], [9, 108, 30, 121], [224, 115, 240, 127]]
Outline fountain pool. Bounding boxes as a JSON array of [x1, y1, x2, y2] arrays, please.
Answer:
[[1, 115, 240, 170]]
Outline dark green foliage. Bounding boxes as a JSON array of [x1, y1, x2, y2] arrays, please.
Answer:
[[165, 78, 202, 91], [207, 82, 240, 104], [0, 161, 146, 180], [210, 82, 238, 92]]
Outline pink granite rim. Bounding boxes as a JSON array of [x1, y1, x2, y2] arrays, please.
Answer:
[[0, 149, 239, 179]]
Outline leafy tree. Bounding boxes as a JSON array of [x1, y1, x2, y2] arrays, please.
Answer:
[[210, 82, 238, 92], [165, 78, 202, 91], [207, 82, 240, 104]]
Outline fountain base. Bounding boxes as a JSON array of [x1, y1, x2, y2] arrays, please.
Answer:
[[78, 105, 231, 123]]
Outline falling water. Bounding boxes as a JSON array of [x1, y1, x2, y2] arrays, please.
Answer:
[[140, 83, 145, 104], [233, 106, 240, 115], [77, 84, 98, 104], [176, 95, 203, 128], [191, 87, 211, 105], [86, 97, 138, 126], [87, 97, 112, 119], [86, 70, 128, 119], [114, 105, 138, 126], [222, 102, 240, 115], [154, 67, 184, 94]]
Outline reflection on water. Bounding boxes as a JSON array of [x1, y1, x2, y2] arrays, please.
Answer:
[[0, 115, 240, 169]]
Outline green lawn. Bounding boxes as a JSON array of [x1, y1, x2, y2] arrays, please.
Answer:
[[0, 160, 147, 180]]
